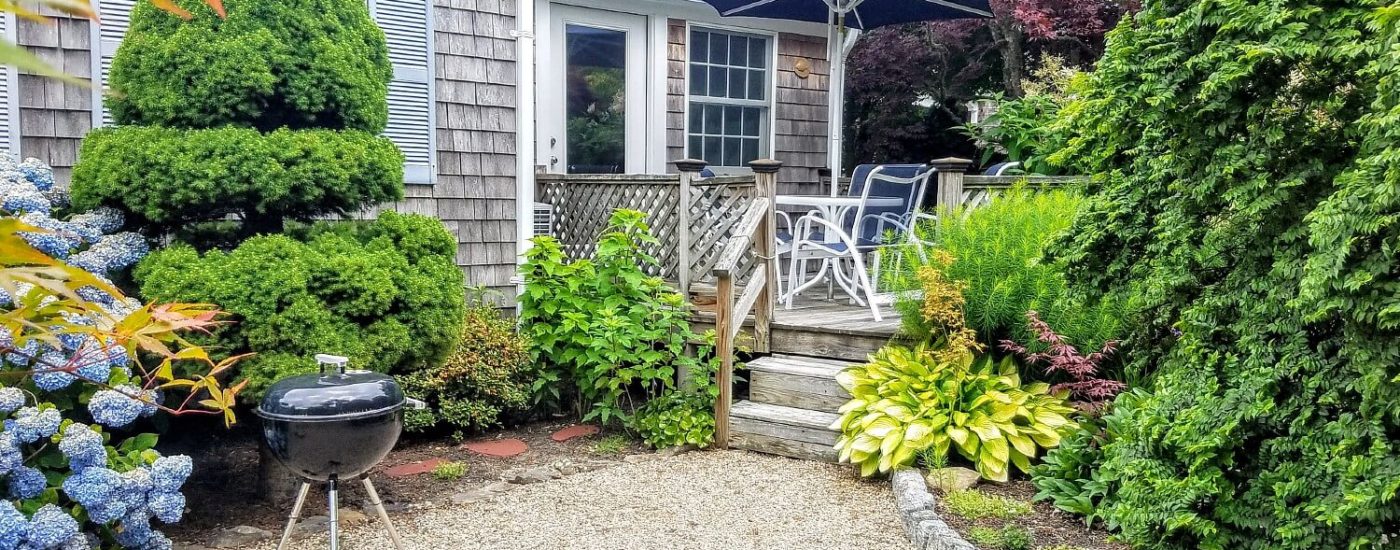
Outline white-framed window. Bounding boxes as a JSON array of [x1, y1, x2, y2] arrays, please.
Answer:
[[92, 0, 436, 184], [686, 27, 769, 168]]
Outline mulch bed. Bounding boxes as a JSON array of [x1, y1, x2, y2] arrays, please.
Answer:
[[935, 481, 1126, 550], [157, 417, 648, 546]]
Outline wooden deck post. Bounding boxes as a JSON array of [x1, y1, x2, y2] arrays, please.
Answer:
[[931, 157, 974, 211], [749, 159, 782, 354], [713, 266, 735, 449], [673, 159, 706, 297]]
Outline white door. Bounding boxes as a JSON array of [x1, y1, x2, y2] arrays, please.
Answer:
[[538, 6, 647, 174]]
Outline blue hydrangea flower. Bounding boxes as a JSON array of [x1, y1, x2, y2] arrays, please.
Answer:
[[17, 158, 55, 192], [11, 408, 61, 444], [72, 352, 112, 384], [8, 466, 46, 500], [88, 387, 145, 429], [1, 189, 50, 216], [32, 352, 75, 392], [149, 456, 191, 494], [25, 504, 78, 549], [117, 468, 152, 514], [0, 500, 27, 550], [62, 467, 126, 525], [139, 531, 171, 550], [42, 189, 71, 211], [147, 491, 183, 524], [58, 424, 106, 472], [0, 433, 22, 477], [113, 512, 151, 548], [0, 389, 24, 415], [68, 207, 123, 236]]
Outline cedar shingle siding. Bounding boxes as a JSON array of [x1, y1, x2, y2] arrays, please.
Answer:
[[16, 14, 93, 184]]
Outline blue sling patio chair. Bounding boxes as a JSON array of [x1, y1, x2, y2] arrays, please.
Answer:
[[783, 163, 933, 321]]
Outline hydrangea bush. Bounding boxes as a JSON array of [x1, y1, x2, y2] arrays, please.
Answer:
[[0, 157, 244, 549]]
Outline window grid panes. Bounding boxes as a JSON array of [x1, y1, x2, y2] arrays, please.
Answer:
[[688, 28, 769, 167]]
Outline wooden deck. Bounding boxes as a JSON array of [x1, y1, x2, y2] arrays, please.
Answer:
[[693, 294, 906, 361]]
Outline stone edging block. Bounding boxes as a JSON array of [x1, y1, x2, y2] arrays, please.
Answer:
[[891, 468, 976, 550]]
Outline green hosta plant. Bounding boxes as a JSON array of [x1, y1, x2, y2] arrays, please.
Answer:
[[833, 345, 1074, 479]]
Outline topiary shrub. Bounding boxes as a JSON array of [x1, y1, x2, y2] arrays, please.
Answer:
[[72, 126, 402, 232], [1039, 1, 1400, 547], [134, 212, 465, 401], [108, 0, 391, 132], [401, 302, 532, 435], [72, 0, 404, 234]]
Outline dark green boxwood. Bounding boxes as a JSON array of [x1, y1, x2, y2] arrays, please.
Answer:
[[71, 125, 403, 232], [109, 0, 391, 132], [133, 212, 465, 401]]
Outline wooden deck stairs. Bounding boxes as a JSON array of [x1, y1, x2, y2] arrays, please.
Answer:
[[729, 354, 853, 462]]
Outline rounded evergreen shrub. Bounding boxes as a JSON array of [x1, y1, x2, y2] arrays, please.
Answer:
[[71, 126, 403, 232], [108, 0, 391, 132], [133, 212, 465, 401], [401, 305, 533, 435]]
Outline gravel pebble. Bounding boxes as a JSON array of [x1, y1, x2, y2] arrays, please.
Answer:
[[253, 450, 907, 550]]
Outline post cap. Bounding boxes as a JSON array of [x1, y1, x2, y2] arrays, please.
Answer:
[[929, 157, 974, 172], [673, 158, 708, 173], [748, 159, 783, 174]]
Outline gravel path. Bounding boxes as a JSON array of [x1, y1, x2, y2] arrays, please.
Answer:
[[255, 450, 907, 550]]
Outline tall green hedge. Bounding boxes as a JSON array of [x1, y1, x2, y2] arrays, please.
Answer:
[[72, 126, 402, 232], [134, 212, 465, 401], [1043, 1, 1399, 547], [109, 0, 391, 132]]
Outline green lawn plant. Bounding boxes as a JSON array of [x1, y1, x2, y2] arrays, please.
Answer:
[[968, 525, 1032, 550], [943, 489, 1033, 520], [1033, 0, 1400, 547], [520, 209, 712, 430], [833, 344, 1074, 479], [430, 461, 468, 481]]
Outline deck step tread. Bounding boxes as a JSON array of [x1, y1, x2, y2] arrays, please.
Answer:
[[747, 355, 854, 378], [730, 400, 839, 430]]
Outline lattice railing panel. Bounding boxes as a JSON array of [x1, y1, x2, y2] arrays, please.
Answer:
[[537, 175, 682, 279], [687, 177, 759, 286]]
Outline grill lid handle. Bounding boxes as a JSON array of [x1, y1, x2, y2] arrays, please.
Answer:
[[315, 353, 349, 375]]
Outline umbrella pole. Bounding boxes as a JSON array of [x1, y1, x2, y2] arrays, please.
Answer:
[[828, 11, 850, 196]]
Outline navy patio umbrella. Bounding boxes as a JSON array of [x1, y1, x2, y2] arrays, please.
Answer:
[[696, 0, 992, 189]]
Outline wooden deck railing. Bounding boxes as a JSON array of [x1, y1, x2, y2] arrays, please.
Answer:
[[535, 165, 762, 296], [704, 159, 780, 450], [930, 157, 1088, 210]]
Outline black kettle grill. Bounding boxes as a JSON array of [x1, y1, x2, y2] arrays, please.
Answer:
[[256, 354, 418, 550]]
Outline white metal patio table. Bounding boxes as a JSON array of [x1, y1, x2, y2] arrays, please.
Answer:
[[776, 194, 903, 319]]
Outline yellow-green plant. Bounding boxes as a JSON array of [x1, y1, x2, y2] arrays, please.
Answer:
[[833, 345, 1074, 479]]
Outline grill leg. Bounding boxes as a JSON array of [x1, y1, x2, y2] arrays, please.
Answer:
[[328, 478, 340, 550], [276, 482, 312, 550], [361, 477, 406, 550]]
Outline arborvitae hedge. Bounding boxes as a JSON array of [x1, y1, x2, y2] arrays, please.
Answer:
[[1043, 1, 1400, 547], [134, 212, 465, 401], [109, 0, 392, 132], [72, 126, 402, 232]]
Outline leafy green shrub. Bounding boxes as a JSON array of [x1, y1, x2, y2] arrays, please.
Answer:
[[944, 490, 1033, 520], [401, 303, 532, 435], [833, 345, 1074, 479], [634, 391, 714, 449], [520, 209, 707, 426], [430, 461, 468, 481], [134, 212, 464, 400], [72, 126, 402, 232], [967, 525, 1033, 550], [1038, 2, 1400, 548], [887, 187, 1123, 355], [108, 0, 391, 132], [1029, 389, 1146, 527]]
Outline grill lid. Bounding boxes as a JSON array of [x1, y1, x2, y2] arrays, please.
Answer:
[[256, 355, 405, 421]]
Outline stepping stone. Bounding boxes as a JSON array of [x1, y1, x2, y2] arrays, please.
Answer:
[[465, 438, 528, 458], [384, 458, 446, 478], [551, 424, 600, 442]]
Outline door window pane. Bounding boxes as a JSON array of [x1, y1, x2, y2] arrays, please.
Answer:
[[565, 24, 626, 174]]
